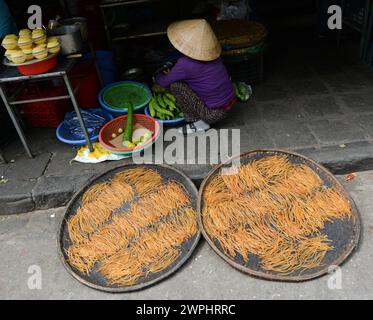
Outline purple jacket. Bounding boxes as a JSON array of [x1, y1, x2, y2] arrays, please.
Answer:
[[156, 56, 235, 109]]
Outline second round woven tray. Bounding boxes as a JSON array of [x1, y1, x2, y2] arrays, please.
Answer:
[[197, 150, 360, 281]]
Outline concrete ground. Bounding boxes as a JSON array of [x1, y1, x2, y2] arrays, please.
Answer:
[[0, 170, 372, 300]]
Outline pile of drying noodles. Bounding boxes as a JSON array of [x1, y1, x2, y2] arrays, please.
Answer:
[[66, 167, 198, 286], [202, 155, 353, 274]]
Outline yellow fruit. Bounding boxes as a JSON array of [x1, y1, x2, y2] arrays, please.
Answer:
[[18, 37, 33, 49], [32, 44, 46, 52], [24, 54, 34, 61], [48, 46, 60, 54], [32, 44, 48, 59], [12, 57, 26, 64], [47, 36, 59, 43], [5, 49, 17, 58], [2, 43, 18, 50], [33, 51, 48, 59], [32, 32, 44, 38], [47, 42, 60, 54], [21, 46, 33, 55], [19, 29, 31, 37], [2, 37, 18, 50], [5, 34, 18, 39], [31, 28, 45, 35], [10, 51, 26, 64], [32, 31, 46, 42]]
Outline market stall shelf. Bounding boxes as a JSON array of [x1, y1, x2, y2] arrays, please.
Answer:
[[198, 150, 361, 282], [58, 163, 200, 292], [0, 57, 95, 157]]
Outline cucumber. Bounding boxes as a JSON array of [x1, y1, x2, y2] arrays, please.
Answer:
[[123, 102, 133, 144]]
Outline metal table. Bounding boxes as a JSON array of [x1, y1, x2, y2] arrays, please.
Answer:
[[0, 57, 94, 161]]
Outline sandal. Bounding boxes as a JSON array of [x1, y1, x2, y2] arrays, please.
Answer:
[[178, 121, 210, 135]]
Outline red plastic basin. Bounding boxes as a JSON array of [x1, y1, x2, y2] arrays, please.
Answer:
[[17, 55, 57, 75]]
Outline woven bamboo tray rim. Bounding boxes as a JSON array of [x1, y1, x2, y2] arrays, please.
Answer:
[[197, 149, 361, 282]]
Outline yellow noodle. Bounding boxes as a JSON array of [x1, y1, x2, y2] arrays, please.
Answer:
[[99, 208, 197, 286], [308, 188, 353, 222], [203, 174, 233, 204], [239, 161, 268, 191], [202, 156, 352, 274], [67, 175, 197, 285], [81, 182, 110, 205], [67, 180, 134, 244], [113, 167, 163, 195], [255, 155, 291, 180], [272, 164, 322, 198]]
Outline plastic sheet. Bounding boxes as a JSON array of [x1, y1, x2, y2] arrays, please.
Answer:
[[64, 109, 108, 140]]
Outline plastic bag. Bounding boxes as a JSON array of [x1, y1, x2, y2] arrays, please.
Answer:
[[233, 81, 252, 102], [218, 0, 250, 20], [73, 142, 129, 163], [64, 109, 107, 140]]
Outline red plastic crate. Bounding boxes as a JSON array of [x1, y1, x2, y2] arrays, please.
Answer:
[[70, 63, 101, 109], [19, 86, 71, 128]]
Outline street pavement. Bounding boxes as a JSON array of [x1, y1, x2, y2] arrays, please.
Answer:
[[0, 170, 372, 300]]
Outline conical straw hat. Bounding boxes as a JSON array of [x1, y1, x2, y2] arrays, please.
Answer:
[[167, 19, 222, 61]]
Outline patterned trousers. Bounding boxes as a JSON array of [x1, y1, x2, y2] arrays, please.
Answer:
[[170, 82, 228, 124]]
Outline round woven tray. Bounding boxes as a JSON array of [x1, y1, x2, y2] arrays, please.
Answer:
[[58, 163, 200, 292], [198, 150, 360, 281], [221, 42, 265, 57], [211, 20, 267, 50]]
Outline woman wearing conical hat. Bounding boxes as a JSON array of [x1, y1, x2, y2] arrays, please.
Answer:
[[155, 19, 235, 135]]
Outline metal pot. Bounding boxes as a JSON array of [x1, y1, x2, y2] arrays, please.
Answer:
[[50, 24, 84, 55], [59, 17, 88, 42], [122, 67, 144, 81]]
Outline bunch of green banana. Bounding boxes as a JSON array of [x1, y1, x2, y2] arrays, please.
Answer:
[[149, 92, 184, 121], [233, 81, 252, 102]]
